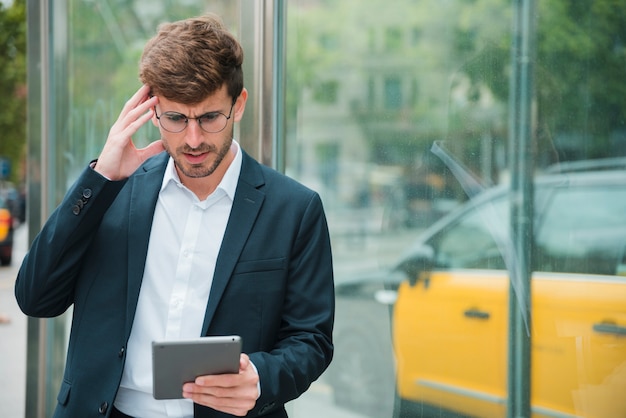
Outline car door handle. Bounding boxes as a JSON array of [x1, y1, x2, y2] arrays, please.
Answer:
[[464, 309, 490, 320], [593, 322, 626, 336]]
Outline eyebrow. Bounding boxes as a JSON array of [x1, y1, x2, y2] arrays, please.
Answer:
[[161, 109, 224, 117]]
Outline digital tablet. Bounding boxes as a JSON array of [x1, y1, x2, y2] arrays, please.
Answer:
[[152, 335, 242, 400]]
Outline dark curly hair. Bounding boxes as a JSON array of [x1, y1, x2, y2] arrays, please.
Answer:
[[139, 13, 244, 104]]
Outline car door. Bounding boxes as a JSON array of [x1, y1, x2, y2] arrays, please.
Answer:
[[532, 182, 626, 418], [394, 194, 511, 417]]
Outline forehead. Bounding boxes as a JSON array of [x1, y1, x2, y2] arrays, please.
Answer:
[[158, 85, 230, 114]]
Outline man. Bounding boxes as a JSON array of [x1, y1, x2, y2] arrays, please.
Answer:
[[15, 14, 334, 418]]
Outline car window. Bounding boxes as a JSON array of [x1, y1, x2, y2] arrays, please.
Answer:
[[535, 185, 626, 276], [432, 195, 509, 270]]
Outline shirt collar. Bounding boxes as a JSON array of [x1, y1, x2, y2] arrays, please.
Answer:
[[160, 140, 242, 201]]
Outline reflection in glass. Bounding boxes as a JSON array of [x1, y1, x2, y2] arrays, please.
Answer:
[[286, 0, 626, 417]]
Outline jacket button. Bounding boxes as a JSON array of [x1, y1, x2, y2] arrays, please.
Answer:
[[72, 205, 81, 215], [98, 401, 108, 414], [82, 188, 92, 199], [118, 347, 125, 358]]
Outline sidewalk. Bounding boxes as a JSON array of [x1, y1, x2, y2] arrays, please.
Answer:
[[0, 224, 27, 418]]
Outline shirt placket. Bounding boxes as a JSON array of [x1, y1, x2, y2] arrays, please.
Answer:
[[164, 204, 204, 339]]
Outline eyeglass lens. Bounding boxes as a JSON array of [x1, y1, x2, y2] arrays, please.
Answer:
[[159, 111, 228, 133]]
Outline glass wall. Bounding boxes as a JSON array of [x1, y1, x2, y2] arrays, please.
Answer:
[[284, 0, 626, 418], [26, 0, 626, 417]]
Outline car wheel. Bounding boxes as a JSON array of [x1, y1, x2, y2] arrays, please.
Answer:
[[0, 252, 10, 266]]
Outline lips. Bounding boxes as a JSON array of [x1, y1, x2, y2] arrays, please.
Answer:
[[184, 152, 209, 164]]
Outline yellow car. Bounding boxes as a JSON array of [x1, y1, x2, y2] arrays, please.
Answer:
[[0, 195, 14, 266], [330, 167, 626, 418]]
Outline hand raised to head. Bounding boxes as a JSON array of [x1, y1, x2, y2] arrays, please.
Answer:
[[94, 85, 165, 180]]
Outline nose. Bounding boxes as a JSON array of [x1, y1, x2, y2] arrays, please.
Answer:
[[184, 118, 205, 148]]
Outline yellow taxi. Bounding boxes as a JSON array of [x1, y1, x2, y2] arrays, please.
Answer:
[[0, 194, 14, 266], [330, 167, 626, 418]]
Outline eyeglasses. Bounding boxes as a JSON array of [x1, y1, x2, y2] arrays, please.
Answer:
[[155, 102, 235, 134]]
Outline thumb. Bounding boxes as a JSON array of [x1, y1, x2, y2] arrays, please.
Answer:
[[239, 353, 250, 372], [139, 139, 165, 160]]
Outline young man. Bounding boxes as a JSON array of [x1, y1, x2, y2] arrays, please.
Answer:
[[15, 14, 334, 418]]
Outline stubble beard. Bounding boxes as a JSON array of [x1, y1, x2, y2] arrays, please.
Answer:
[[165, 136, 233, 179]]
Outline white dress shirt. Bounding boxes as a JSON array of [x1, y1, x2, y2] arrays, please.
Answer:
[[114, 143, 242, 418]]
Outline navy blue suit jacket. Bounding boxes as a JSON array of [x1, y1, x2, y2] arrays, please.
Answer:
[[15, 151, 334, 417]]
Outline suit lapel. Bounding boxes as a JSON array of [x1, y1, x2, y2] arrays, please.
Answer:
[[125, 153, 168, 338], [201, 152, 265, 334]]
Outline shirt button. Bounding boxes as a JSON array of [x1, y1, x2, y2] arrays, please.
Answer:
[[98, 401, 108, 414]]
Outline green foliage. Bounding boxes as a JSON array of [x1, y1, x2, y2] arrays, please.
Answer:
[[536, 0, 626, 149], [286, 0, 626, 167], [0, 0, 26, 183], [454, 0, 626, 159]]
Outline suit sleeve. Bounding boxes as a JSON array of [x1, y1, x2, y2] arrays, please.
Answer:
[[15, 165, 127, 318]]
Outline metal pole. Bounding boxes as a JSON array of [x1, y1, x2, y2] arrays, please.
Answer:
[[507, 0, 535, 417], [25, 0, 70, 416], [25, 0, 48, 416], [239, 0, 287, 171]]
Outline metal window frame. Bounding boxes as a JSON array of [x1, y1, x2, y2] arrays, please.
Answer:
[[239, 0, 287, 172]]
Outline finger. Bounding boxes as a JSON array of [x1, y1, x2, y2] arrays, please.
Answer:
[[117, 85, 154, 122], [126, 106, 155, 133], [123, 96, 157, 127], [181, 390, 254, 416], [129, 85, 152, 107], [193, 373, 237, 389], [109, 103, 155, 141]]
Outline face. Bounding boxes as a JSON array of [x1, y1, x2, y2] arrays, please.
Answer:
[[153, 85, 247, 181]]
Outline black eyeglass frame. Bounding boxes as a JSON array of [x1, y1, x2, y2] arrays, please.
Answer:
[[154, 100, 236, 134]]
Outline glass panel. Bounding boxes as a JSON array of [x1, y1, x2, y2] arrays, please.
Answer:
[[285, 1, 626, 417]]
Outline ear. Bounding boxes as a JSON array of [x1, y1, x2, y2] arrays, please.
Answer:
[[151, 109, 159, 128], [233, 88, 248, 123]]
